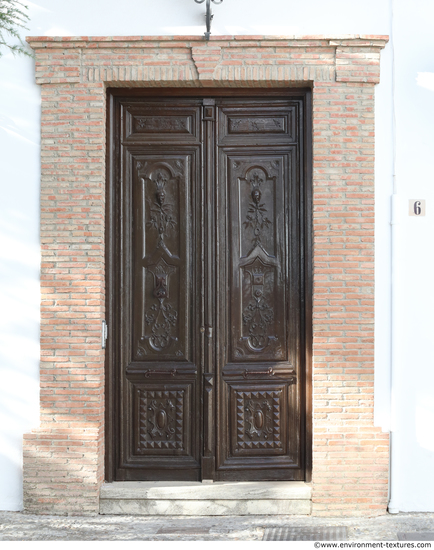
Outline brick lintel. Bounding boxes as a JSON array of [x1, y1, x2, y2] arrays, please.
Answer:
[[26, 35, 389, 86]]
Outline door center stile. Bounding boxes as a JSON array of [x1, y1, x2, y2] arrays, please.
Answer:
[[201, 98, 217, 479]]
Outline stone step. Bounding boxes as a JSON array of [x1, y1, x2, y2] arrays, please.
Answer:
[[100, 481, 312, 516]]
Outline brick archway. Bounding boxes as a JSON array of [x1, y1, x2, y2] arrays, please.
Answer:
[[23, 35, 389, 516]]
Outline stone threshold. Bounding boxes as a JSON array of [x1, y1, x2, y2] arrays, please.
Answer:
[[100, 481, 312, 516]]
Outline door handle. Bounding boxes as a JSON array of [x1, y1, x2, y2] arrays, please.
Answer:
[[144, 369, 178, 378], [200, 326, 213, 338], [242, 367, 275, 378]]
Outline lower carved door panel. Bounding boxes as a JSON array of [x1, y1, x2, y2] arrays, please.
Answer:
[[107, 91, 310, 482]]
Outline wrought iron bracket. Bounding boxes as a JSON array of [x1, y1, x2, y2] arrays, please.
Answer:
[[194, 0, 223, 40]]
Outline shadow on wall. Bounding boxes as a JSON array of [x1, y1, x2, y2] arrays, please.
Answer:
[[0, 208, 40, 511], [0, 46, 41, 511]]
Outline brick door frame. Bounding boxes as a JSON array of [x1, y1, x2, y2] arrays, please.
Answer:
[[24, 34, 389, 516]]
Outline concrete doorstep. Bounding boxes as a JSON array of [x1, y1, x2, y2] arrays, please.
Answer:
[[99, 481, 312, 516]]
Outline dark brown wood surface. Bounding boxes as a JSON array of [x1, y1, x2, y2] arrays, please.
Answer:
[[106, 90, 312, 482]]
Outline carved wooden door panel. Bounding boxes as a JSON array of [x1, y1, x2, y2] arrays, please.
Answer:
[[214, 100, 305, 481], [110, 100, 203, 481], [108, 93, 308, 482]]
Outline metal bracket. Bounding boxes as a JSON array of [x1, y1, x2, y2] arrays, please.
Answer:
[[194, 0, 223, 40], [101, 320, 108, 349]]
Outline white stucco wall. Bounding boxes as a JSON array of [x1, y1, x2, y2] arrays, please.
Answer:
[[0, 50, 41, 512], [387, 0, 434, 512], [0, 0, 432, 512]]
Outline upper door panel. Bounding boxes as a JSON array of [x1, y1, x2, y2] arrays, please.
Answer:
[[123, 103, 201, 143], [218, 101, 299, 145]]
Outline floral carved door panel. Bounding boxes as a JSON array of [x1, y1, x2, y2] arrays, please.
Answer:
[[109, 94, 307, 482]]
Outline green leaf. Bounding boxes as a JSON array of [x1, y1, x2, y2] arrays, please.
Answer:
[[0, 0, 33, 58]]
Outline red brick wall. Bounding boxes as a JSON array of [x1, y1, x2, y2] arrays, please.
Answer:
[[24, 35, 389, 515], [23, 81, 106, 515], [312, 81, 389, 515]]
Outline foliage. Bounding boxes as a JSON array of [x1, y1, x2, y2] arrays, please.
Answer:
[[0, 0, 31, 58]]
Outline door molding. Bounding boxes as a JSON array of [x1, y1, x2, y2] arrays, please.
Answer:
[[105, 88, 313, 483]]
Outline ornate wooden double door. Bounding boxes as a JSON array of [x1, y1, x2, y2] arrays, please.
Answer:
[[107, 91, 310, 482]]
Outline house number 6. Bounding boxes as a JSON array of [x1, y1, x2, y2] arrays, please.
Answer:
[[409, 199, 426, 217]]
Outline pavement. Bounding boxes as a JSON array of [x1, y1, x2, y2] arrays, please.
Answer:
[[1, 511, 434, 541]]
